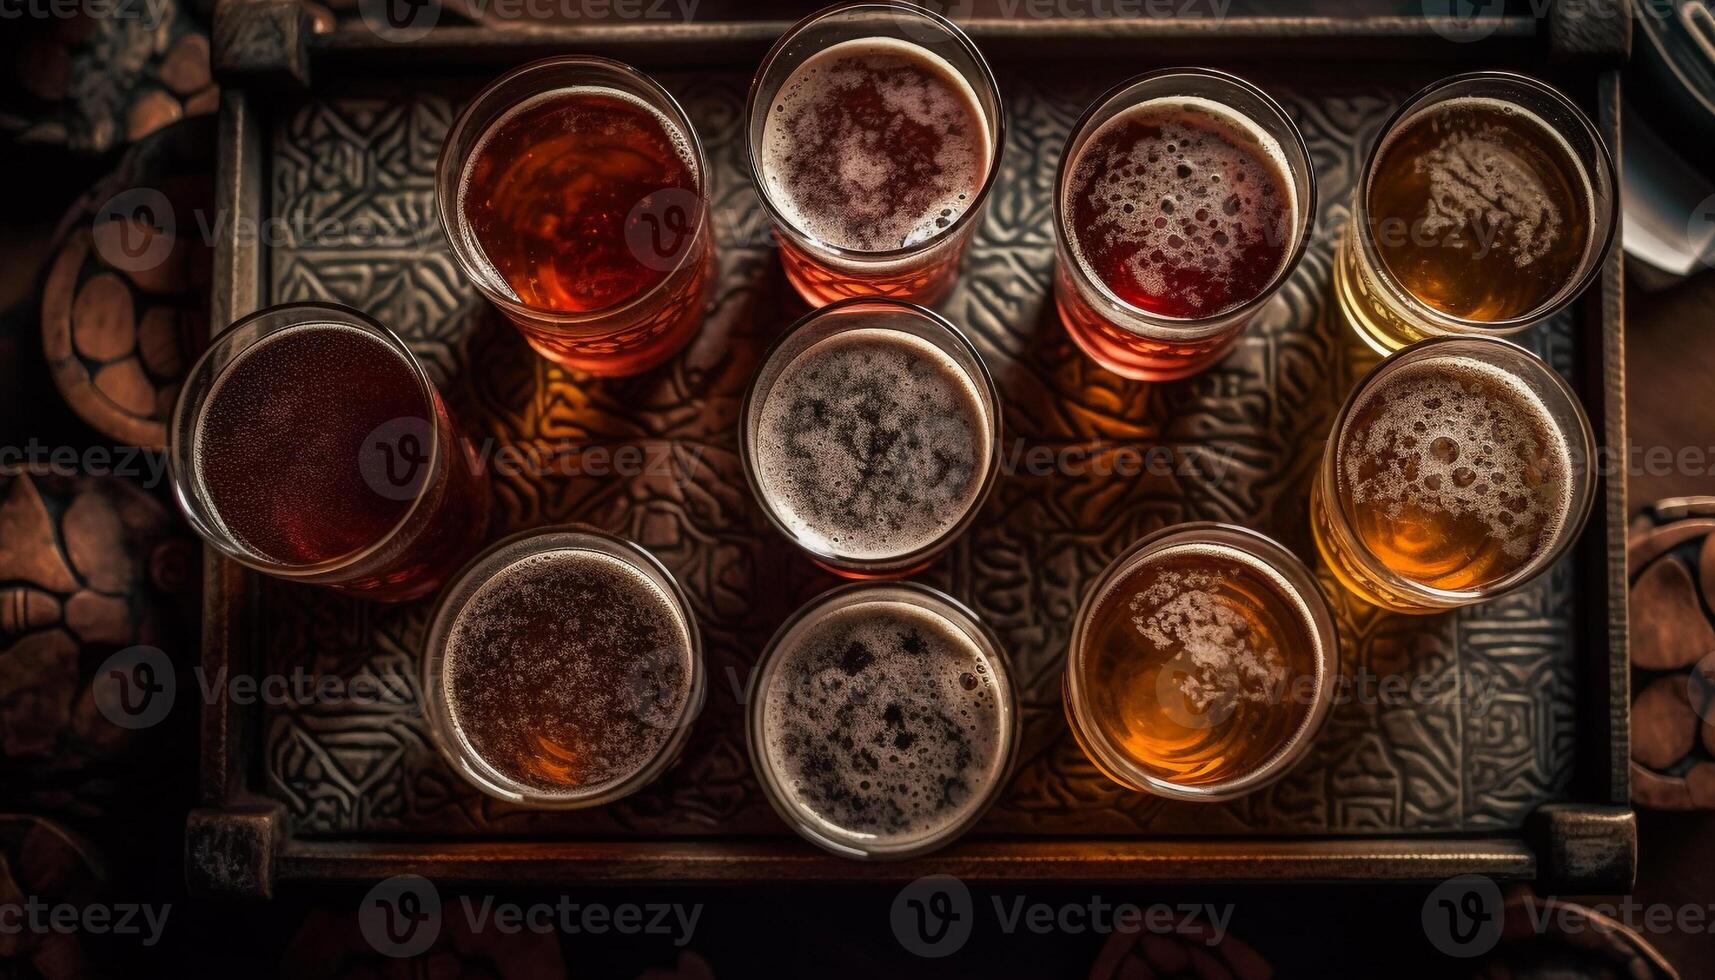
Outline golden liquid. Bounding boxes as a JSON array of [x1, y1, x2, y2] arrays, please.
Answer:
[[1074, 545, 1318, 787], [1367, 98, 1590, 322], [1333, 356, 1571, 595]]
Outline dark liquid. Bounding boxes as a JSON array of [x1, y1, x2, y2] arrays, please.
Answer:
[[1367, 98, 1591, 321], [761, 38, 990, 252], [760, 600, 1004, 844], [752, 328, 988, 562], [461, 88, 700, 313], [1079, 546, 1316, 786], [195, 323, 428, 566], [1066, 100, 1293, 319], [443, 549, 693, 796]]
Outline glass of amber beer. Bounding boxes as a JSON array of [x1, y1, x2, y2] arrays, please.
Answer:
[[1310, 337, 1596, 613], [1053, 69, 1316, 381], [169, 303, 490, 602], [1334, 72, 1617, 354], [745, 2, 1005, 307], [437, 57, 714, 375], [1064, 523, 1338, 801], [423, 527, 705, 808]]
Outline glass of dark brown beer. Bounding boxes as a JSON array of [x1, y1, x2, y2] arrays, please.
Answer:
[[746, 2, 1005, 307], [168, 303, 490, 601], [437, 57, 714, 376], [1064, 523, 1338, 801], [739, 298, 1001, 578], [1310, 337, 1597, 613], [1053, 68, 1315, 381], [423, 526, 705, 808], [1334, 72, 1618, 354]]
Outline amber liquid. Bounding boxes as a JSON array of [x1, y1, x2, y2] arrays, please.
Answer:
[[1335, 356, 1572, 592], [1065, 98, 1294, 320], [1076, 545, 1317, 786], [461, 87, 702, 314], [442, 549, 694, 798], [1367, 98, 1591, 321]]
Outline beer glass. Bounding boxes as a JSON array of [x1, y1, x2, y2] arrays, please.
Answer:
[[437, 57, 714, 376], [1053, 68, 1316, 381], [1064, 523, 1338, 801], [1334, 72, 1618, 354], [423, 526, 705, 808], [746, 2, 1005, 306], [1311, 337, 1597, 613], [739, 298, 1001, 578], [747, 581, 1019, 859], [169, 303, 489, 602]]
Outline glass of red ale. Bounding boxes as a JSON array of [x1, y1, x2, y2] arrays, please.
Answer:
[[168, 303, 490, 601], [437, 57, 714, 376], [746, 2, 1005, 307], [1054, 69, 1316, 381]]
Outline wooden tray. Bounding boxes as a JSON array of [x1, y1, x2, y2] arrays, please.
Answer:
[[188, 2, 1635, 895]]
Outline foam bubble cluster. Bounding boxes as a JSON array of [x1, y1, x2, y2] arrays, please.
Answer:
[[444, 549, 692, 797], [760, 600, 1005, 845], [753, 327, 989, 561], [1128, 561, 1288, 715], [1341, 357, 1571, 560], [760, 37, 991, 251], [1065, 96, 1295, 316]]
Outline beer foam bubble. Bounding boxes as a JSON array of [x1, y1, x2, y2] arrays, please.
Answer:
[[759, 37, 992, 252], [1064, 96, 1296, 315], [753, 327, 990, 562], [759, 600, 1006, 846], [1129, 560, 1289, 713], [443, 549, 692, 797], [1340, 357, 1571, 560]]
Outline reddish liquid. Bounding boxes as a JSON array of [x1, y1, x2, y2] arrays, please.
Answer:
[[196, 324, 428, 565], [1066, 100, 1293, 319], [461, 88, 701, 314]]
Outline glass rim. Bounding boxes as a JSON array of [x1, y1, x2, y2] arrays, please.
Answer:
[[743, 0, 1007, 263], [1319, 334, 1599, 605], [434, 55, 712, 328], [1064, 521, 1339, 802], [167, 301, 448, 579], [744, 580, 1021, 859], [1052, 66, 1318, 340], [1350, 70, 1619, 335], [736, 297, 1003, 574], [421, 524, 706, 809]]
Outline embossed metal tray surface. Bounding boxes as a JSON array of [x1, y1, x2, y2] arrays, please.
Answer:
[[191, 9, 1633, 894]]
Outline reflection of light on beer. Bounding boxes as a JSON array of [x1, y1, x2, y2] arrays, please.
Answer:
[[1069, 541, 1326, 791], [1311, 338, 1594, 613]]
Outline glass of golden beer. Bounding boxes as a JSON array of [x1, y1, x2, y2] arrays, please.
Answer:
[[1053, 68, 1317, 381], [1064, 523, 1338, 801], [1334, 72, 1618, 354], [1310, 337, 1597, 613]]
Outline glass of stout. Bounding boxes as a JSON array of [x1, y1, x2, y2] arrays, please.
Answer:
[[746, 1, 1005, 307]]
